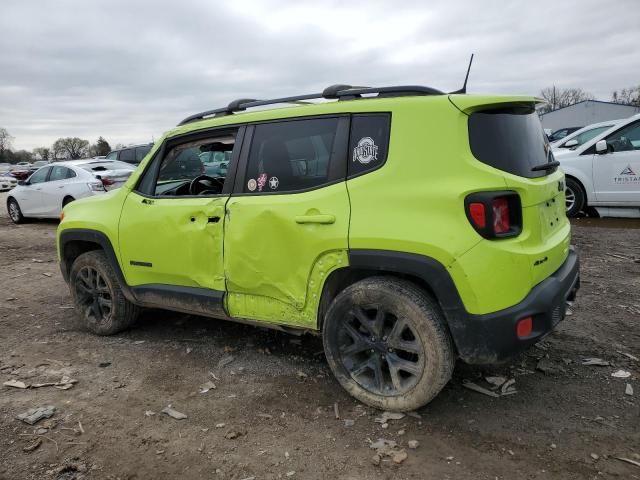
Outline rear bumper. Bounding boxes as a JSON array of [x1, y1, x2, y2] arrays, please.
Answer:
[[448, 247, 580, 364]]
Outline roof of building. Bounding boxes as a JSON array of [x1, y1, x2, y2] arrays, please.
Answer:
[[540, 99, 640, 116]]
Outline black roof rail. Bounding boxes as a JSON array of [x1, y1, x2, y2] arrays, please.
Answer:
[[178, 84, 444, 125]]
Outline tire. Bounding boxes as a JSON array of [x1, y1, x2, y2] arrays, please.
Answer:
[[565, 178, 585, 217], [7, 198, 25, 224], [62, 196, 75, 207], [322, 277, 455, 411], [69, 250, 139, 335]]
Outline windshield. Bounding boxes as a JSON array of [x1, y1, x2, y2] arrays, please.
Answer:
[[468, 108, 552, 178]]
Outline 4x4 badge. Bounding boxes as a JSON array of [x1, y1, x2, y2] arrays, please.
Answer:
[[353, 137, 378, 164]]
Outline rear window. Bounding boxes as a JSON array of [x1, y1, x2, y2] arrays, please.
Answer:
[[79, 161, 134, 173], [468, 108, 551, 178]]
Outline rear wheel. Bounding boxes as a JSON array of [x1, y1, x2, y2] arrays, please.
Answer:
[[565, 178, 585, 217], [323, 277, 455, 411], [69, 250, 138, 335], [7, 198, 25, 224]]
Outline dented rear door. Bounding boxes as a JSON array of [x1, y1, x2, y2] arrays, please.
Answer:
[[223, 117, 350, 326]]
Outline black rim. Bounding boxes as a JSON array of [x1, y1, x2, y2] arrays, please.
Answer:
[[338, 305, 423, 395], [74, 267, 113, 323]]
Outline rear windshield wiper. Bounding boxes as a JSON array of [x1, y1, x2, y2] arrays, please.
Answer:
[[531, 160, 560, 172]]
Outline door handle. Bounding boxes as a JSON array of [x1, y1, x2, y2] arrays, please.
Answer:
[[58, 186, 64, 189], [295, 214, 335, 224], [141, 198, 154, 205]]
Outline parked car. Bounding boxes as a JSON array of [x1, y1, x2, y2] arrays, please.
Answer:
[[0, 162, 12, 173], [13, 161, 33, 170], [555, 113, 640, 217], [0, 172, 18, 191], [29, 160, 50, 172], [6, 159, 135, 223], [105, 143, 153, 165], [551, 120, 622, 151], [547, 126, 583, 143], [7, 167, 32, 181], [57, 84, 579, 412]]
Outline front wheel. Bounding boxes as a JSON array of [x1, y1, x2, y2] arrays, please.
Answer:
[[565, 178, 585, 217], [322, 277, 455, 412], [69, 250, 139, 335], [7, 198, 25, 224]]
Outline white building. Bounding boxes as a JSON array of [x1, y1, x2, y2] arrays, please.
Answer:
[[540, 100, 640, 131]]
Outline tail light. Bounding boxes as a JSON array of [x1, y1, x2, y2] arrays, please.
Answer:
[[465, 191, 522, 239], [101, 177, 115, 187]]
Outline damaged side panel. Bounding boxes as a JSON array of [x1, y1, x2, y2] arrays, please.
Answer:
[[223, 183, 351, 328]]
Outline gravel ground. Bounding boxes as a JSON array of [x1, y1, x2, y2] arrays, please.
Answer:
[[0, 192, 639, 479]]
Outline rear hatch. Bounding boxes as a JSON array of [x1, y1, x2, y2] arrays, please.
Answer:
[[451, 95, 570, 286]]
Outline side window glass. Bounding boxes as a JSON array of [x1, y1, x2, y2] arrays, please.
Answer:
[[49, 166, 70, 181], [348, 114, 391, 177], [243, 117, 339, 193], [120, 148, 135, 162], [607, 121, 640, 152], [152, 134, 236, 196], [135, 145, 151, 162], [66, 168, 77, 179], [28, 167, 50, 184], [105, 152, 118, 160]]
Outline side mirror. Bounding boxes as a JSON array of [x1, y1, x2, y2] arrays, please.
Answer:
[[18, 180, 27, 186], [595, 140, 608, 154], [563, 139, 579, 148]]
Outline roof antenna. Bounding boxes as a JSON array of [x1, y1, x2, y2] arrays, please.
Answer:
[[450, 54, 474, 94]]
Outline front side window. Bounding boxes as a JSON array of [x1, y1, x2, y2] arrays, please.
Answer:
[[146, 133, 236, 196], [568, 126, 611, 148], [28, 167, 50, 184], [243, 117, 339, 193], [606, 121, 640, 152], [105, 151, 118, 160]]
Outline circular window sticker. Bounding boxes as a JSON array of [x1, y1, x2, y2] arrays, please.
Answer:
[[353, 137, 378, 164]]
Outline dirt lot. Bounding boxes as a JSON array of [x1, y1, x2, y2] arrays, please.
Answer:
[[0, 196, 639, 480]]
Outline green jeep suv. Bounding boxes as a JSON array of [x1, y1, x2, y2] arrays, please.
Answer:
[[57, 84, 579, 411]]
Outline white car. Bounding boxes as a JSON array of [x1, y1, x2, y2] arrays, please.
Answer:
[[551, 119, 622, 151], [6, 159, 136, 223], [555, 113, 640, 217], [0, 173, 18, 191]]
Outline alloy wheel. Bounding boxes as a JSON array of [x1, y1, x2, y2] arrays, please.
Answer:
[[337, 305, 424, 395], [8, 201, 20, 222], [74, 266, 113, 324], [565, 187, 576, 212]]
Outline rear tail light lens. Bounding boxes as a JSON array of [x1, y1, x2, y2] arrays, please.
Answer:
[[465, 191, 521, 239], [101, 177, 115, 187], [468, 203, 486, 228]]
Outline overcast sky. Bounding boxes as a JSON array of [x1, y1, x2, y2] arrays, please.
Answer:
[[1, 0, 638, 151]]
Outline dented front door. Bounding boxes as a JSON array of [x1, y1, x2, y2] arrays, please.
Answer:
[[118, 191, 226, 291]]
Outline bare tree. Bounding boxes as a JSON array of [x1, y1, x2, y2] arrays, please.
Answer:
[[538, 86, 595, 114], [0, 128, 14, 162], [612, 85, 640, 106], [52, 137, 90, 160], [33, 147, 51, 161]]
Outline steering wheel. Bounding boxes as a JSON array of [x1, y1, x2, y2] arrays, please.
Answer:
[[189, 175, 224, 195]]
